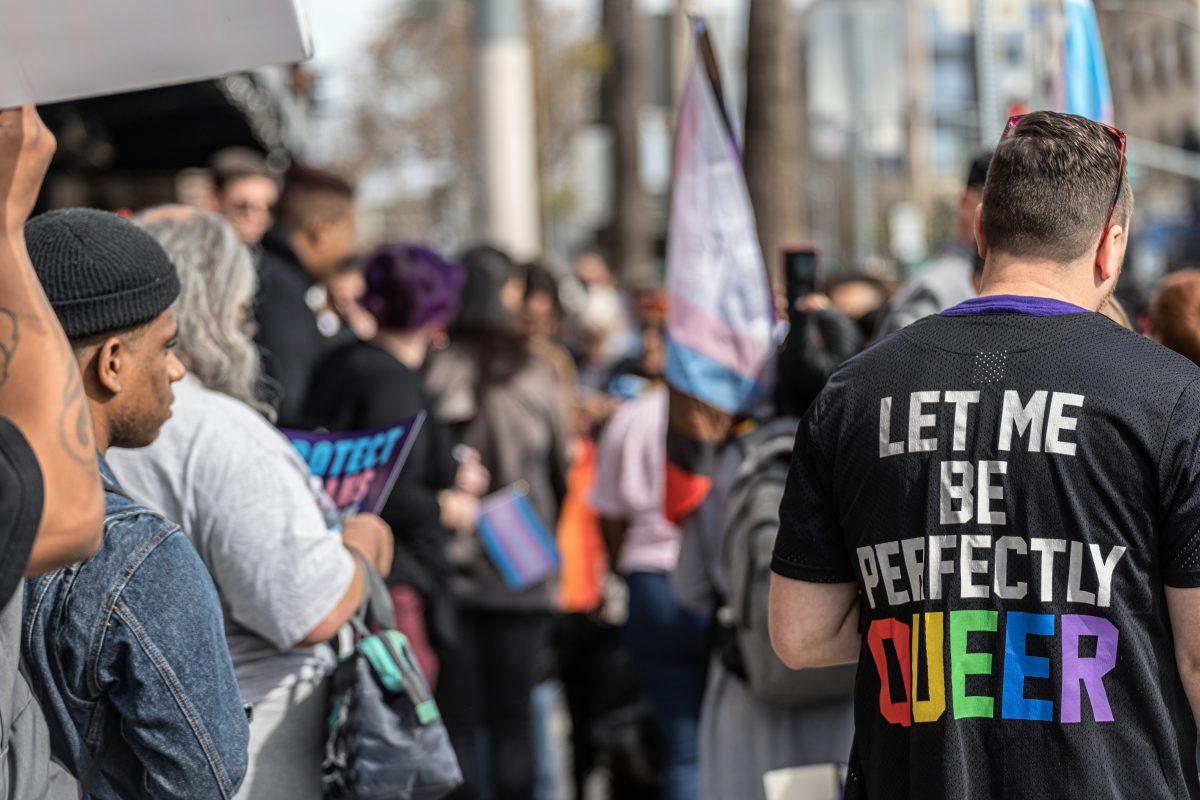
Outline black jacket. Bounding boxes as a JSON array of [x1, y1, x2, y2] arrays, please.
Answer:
[[304, 342, 460, 643], [778, 306, 864, 415], [254, 229, 351, 428]]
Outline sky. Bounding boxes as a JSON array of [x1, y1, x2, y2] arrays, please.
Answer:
[[302, 0, 392, 79], [297, 0, 394, 162]]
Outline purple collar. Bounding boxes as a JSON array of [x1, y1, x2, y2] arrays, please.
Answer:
[[942, 294, 1092, 317]]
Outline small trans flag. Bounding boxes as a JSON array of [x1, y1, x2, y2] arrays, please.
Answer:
[[477, 483, 560, 591]]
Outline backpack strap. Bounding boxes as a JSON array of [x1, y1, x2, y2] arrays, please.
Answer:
[[344, 548, 396, 639]]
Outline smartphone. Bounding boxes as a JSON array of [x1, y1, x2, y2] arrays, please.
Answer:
[[782, 246, 821, 309]]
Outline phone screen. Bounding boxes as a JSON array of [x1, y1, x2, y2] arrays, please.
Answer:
[[783, 248, 820, 308]]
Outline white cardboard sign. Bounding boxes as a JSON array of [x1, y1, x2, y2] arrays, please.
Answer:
[[0, 0, 312, 108], [763, 764, 843, 800]]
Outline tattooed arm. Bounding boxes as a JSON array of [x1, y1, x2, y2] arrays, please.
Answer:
[[0, 107, 104, 573]]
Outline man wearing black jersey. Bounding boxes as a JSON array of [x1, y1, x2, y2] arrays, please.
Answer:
[[769, 111, 1200, 798]]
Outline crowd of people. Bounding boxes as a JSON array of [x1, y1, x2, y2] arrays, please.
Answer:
[[8, 98, 1200, 800]]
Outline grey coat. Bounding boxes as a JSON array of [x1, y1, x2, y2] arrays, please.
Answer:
[[673, 433, 855, 800], [425, 344, 570, 612]]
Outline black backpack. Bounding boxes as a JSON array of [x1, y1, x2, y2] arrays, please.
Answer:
[[716, 418, 856, 706]]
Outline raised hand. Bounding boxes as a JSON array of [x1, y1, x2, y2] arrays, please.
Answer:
[[0, 106, 56, 236]]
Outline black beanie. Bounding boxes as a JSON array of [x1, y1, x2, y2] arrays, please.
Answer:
[[25, 209, 181, 340]]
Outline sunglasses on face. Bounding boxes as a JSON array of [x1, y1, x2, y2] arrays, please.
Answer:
[[1001, 114, 1127, 236], [230, 201, 275, 218]]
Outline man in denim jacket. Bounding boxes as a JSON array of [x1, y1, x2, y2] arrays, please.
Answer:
[[20, 208, 250, 799]]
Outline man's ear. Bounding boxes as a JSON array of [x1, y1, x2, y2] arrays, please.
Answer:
[[1095, 223, 1126, 286], [93, 336, 125, 396], [973, 202, 987, 261]]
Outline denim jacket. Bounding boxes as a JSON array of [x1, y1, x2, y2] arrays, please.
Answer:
[[22, 456, 249, 799]]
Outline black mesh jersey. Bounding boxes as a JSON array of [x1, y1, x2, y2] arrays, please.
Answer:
[[772, 311, 1200, 800]]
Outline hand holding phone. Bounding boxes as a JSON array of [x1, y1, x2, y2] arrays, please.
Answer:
[[782, 246, 821, 313]]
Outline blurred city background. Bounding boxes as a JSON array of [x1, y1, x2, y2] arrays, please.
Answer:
[[31, 0, 1200, 308]]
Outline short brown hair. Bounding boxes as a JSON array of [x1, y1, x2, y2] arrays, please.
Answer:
[[1151, 270, 1200, 365], [982, 111, 1132, 263], [277, 164, 355, 234], [211, 147, 276, 192]]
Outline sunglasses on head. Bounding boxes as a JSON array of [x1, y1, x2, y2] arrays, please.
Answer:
[[1001, 113, 1127, 235]]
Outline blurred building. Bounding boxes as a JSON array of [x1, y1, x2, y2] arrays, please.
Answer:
[[1100, 2, 1200, 221], [805, 0, 1043, 271], [1101, 3, 1199, 151], [558, 0, 1049, 275], [38, 66, 314, 212], [1094, 1, 1200, 289]]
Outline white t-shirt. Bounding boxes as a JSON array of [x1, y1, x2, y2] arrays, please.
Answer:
[[108, 375, 355, 705]]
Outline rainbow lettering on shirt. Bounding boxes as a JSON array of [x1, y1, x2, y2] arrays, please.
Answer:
[[864, 389, 1124, 725]]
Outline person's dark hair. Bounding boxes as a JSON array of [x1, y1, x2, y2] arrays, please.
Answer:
[[824, 272, 887, 340], [775, 307, 863, 417], [824, 273, 887, 305], [211, 147, 277, 193], [24, 208, 181, 342], [1151, 270, 1200, 365], [277, 164, 355, 234], [982, 111, 1133, 264], [450, 245, 529, 385], [361, 244, 466, 332], [966, 151, 993, 190], [524, 261, 563, 318]]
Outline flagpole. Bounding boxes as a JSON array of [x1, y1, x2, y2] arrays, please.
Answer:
[[692, 17, 736, 144]]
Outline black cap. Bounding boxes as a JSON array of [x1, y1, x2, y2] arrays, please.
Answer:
[[24, 209, 181, 340], [967, 151, 993, 189]]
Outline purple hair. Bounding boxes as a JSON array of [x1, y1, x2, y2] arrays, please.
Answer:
[[361, 244, 466, 332]]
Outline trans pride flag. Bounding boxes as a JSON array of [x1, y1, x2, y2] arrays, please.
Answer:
[[477, 484, 560, 591], [1056, 0, 1114, 124], [664, 21, 776, 522]]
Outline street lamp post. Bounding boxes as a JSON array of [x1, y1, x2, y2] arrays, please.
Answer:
[[474, 0, 543, 260], [845, 0, 876, 265], [974, 0, 1003, 146]]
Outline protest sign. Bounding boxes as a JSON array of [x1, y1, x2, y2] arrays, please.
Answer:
[[0, 0, 312, 108], [283, 413, 424, 517]]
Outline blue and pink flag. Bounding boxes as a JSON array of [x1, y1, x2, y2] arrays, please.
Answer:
[[664, 20, 776, 522], [1057, 0, 1114, 124], [477, 484, 560, 591]]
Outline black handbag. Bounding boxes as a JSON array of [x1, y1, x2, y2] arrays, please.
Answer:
[[322, 555, 463, 800]]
